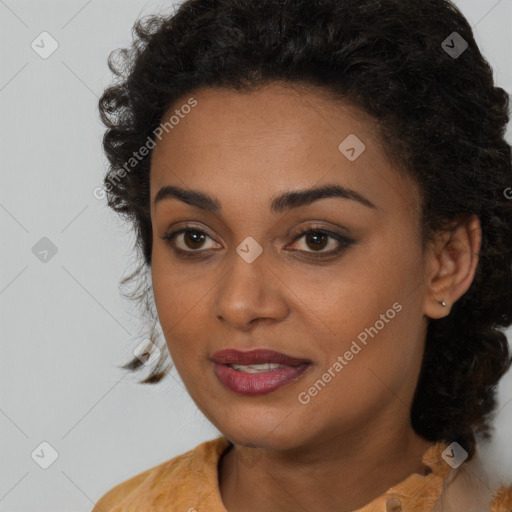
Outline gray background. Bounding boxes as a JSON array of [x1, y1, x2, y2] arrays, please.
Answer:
[[1, 1, 511, 510]]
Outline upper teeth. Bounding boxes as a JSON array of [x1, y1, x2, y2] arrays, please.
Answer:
[[230, 363, 287, 373]]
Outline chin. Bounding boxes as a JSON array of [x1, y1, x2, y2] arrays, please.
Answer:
[[214, 416, 309, 451]]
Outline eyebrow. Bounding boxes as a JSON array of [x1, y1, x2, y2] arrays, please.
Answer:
[[153, 183, 377, 214]]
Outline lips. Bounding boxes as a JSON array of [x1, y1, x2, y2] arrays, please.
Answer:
[[211, 349, 312, 395], [211, 348, 311, 366], [213, 362, 310, 395]]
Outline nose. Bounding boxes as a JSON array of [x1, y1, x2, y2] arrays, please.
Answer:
[[212, 248, 289, 331]]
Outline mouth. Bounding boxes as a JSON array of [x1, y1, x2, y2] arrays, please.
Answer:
[[211, 349, 312, 396]]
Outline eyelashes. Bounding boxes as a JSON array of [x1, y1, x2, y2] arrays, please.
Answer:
[[161, 224, 354, 260]]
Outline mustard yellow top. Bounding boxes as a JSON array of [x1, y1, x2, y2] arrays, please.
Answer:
[[91, 436, 512, 512]]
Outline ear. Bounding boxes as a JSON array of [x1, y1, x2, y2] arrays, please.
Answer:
[[422, 213, 482, 320]]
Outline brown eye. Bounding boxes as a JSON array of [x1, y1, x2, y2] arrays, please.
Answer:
[[289, 228, 353, 257], [162, 226, 221, 256], [182, 230, 206, 249], [303, 231, 329, 251]]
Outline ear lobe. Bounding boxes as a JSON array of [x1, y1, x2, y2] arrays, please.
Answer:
[[422, 214, 482, 320]]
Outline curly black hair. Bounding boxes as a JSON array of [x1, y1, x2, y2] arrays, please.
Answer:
[[98, 0, 512, 461]]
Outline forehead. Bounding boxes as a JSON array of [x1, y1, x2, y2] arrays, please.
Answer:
[[149, 82, 420, 218], [153, 82, 376, 155]]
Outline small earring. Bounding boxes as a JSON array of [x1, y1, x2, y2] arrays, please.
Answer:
[[439, 299, 447, 308]]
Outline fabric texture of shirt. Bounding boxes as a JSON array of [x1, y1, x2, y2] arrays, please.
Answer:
[[91, 436, 512, 512]]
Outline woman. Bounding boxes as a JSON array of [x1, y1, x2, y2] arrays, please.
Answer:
[[93, 0, 512, 510]]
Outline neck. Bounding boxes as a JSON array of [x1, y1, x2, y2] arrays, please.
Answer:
[[218, 424, 434, 512]]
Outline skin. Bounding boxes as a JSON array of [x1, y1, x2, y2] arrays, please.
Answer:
[[149, 82, 482, 512]]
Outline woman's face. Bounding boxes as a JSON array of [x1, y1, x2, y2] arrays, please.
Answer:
[[150, 82, 433, 450]]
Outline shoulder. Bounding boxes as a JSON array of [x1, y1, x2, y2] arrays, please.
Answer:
[[91, 467, 151, 512], [439, 448, 512, 512], [489, 484, 512, 512], [91, 436, 231, 512]]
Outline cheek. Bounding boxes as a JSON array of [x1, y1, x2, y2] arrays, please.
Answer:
[[295, 303, 423, 432], [150, 256, 208, 363], [291, 232, 424, 378], [287, 230, 421, 329]]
